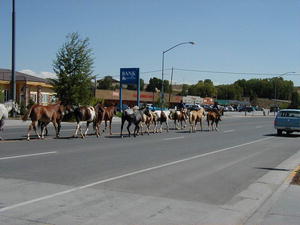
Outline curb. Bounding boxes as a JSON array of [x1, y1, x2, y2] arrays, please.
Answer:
[[243, 149, 300, 225]]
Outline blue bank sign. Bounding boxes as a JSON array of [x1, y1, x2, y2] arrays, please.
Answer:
[[119, 68, 140, 111], [120, 68, 139, 84]]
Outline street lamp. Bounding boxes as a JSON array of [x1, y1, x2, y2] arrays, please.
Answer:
[[161, 41, 195, 110], [274, 71, 296, 108]]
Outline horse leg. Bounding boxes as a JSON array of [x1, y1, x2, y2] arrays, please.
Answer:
[[94, 121, 100, 138], [134, 123, 140, 137], [103, 120, 107, 133], [32, 121, 41, 139], [127, 122, 131, 137], [27, 124, 32, 141], [109, 119, 112, 135], [52, 120, 59, 138], [0, 119, 4, 132], [153, 120, 157, 133], [57, 122, 61, 137], [207, 119, 210, 131], [84, 121, 90, 137], [74, 122, 80, 138], [166, 120, 169, 132], [200, 119, 203, 131], [120, 118, 125, 137], [0, 119, 4, 140], [215, 120, 219, 131], [41, 122, 49, 139]]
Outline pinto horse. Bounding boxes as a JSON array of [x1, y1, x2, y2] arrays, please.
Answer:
[[120, 106, 148, 137], [73, 106, 99, 138], [169, 109, 187, 130], [22, 101, 64, 140], [154, 110, 169, 133], [0, 100, 19, 140]]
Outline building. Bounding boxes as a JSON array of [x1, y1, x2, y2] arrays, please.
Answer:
[[95, 89, 182, 107], [0, 69, 55, 105]]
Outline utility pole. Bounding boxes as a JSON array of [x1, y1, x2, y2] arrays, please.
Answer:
[[168, 67, 173, 105], [11, 0, 16, 103]]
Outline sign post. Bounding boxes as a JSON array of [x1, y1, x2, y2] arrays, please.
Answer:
[[120, 68, 140, 112]]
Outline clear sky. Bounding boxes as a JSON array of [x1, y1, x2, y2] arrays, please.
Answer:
[[1, 0, 300, 85]]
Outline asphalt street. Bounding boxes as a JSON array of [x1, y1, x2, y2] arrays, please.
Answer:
[[0, 116, 299, 224]]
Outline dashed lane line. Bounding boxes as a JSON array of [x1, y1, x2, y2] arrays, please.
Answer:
[[0, 151, 57, 160], [223, 129, 235, 133], [163, 136, 185, 141]]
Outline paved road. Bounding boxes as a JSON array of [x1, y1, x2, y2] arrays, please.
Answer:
[[0, 116, 299, 224]]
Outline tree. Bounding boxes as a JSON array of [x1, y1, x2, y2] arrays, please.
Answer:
[[97, 76, 114, 90], [146, 77, 169, 93], [127, 78, 145, 91], [188, 79, 216, 97], [289, 91, 300, 108], [51, 32, 94, 105], [180, 84, 190, 96]]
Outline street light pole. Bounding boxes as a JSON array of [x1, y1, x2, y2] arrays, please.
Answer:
[[160, 41, 195, 110]]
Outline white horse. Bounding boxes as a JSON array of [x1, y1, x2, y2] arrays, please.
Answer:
[[0, 100, 19, 139]]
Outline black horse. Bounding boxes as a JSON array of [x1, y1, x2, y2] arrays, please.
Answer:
[[120, 107, 148, 137]]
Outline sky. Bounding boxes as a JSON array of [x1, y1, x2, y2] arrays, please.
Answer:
[[1, 0, 300, 85]]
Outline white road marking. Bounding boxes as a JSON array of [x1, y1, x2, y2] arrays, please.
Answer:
[[0, 151, 57, 161], [0, 136, 273, 212], [163, 136, 185, 141], [223, 129, 235, 133]]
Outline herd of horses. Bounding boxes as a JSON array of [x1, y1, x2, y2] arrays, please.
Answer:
[[0, 101, 223, 141]]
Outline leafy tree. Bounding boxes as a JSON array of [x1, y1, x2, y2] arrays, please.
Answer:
[[216, 84, 242, 100], [127, 78, 145, 91], [146, 77, 169, 93], [188, 79, 216, 97], [289, 91, 300, 108], [51, 32, 94, 105], [97, 76, 114, 90], [180, 84, 190, 96]]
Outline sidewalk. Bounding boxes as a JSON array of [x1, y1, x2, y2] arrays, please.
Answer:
[[245, 151, 300, 225]]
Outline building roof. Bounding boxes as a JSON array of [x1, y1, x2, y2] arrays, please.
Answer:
[[0, 68, 51, 83]]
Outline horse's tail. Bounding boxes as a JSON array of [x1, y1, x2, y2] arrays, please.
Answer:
[[22, 105, 33, 121]]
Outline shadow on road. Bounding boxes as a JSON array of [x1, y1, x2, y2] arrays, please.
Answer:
[[264, 133, 300, 138], [254, 167, 291, 172]]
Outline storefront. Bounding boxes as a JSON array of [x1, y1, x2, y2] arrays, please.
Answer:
[[0, 69, 55, 105]]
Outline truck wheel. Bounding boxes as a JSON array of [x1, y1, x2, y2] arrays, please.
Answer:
[[277, 129, 283, 136]]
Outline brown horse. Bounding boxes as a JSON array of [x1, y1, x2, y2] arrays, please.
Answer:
[[22, 101, 64, 140], [207, 110, 222, 131], [189, 108, 205, 132], [102, 105, 117, 135]]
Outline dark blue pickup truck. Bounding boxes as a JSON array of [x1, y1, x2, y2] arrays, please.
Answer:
[[274, 109, 300, 135]]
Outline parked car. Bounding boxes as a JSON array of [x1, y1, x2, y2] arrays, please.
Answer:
[[238, 106, 255, 112], [274, 109, 300, 135], [186, 104, 202, 111]]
